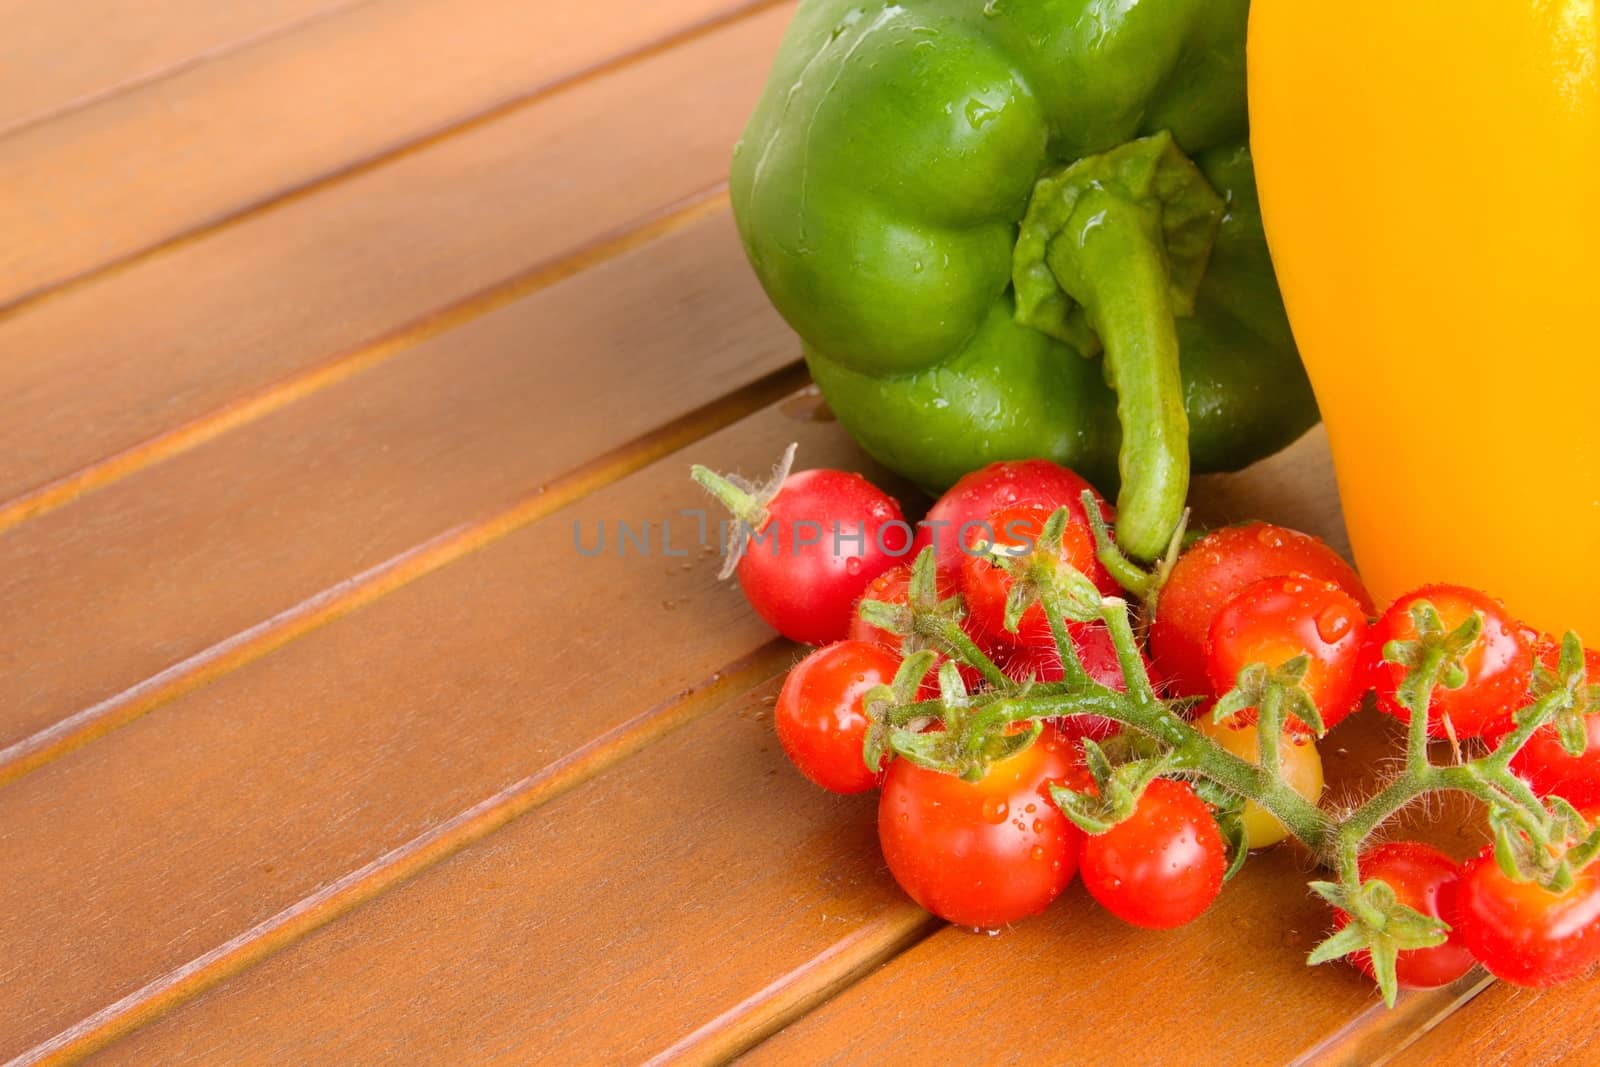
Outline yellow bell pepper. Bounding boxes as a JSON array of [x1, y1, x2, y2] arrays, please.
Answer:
[[1248, 2, 1600, 643]]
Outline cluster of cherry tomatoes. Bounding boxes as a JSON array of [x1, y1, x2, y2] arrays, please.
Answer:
[[702, 452, 1600, 990]]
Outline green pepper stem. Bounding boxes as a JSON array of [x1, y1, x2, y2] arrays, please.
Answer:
[[1046, 199, 1191, 561]]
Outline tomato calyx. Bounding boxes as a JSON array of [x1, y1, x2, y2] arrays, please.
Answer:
[[1210, 655, 1328, 739], [1049, 738, 1174, 835], [969, 506, 1105, 643], [1308, 874, 1454, 1005], [1523, 632, 1600, 760], [1378, 600, 1485, 744], [857, 547, 1010, 690], [690, 442, 795, 579]]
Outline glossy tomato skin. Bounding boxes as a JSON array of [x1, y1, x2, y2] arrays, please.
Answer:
[[1151, 523, 1373, 698], [1453, 847, 1600, 986], [878, 725, 1083, 928], [1510, 643, 1600, 808], [738, 469, 910, 646], [1363, 585, 1533, 739], [1206, 575, 1370, 734], [1333, 842, 1475, 989], [775, 641, 902, 794], [1080, 777, 1227, 929], [909, 460, 1112, 578], [960, 503, 1119, 648]]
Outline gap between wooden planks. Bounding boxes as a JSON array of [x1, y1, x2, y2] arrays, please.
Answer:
[[0, 399, 890, 1062], [0, 209, 798, 781], [0, 0, 370, 140], [0, 0, 782, 311], [0, 2, 794, 530]]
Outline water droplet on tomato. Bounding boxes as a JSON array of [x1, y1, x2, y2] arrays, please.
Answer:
[[1030, 845, 1046, 861], [1257, 526, 1285, 549], [1317, 605, 1354, 643], [1031, 819, 1044, 833], [981, 797, 1009, 823], [845, 557, 862, 576]]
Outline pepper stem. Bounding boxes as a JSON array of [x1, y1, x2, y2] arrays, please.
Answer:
[[1013, 132, 1224, 561]]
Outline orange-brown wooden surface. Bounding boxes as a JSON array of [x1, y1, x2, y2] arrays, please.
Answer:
[[1391, 973, 1600, 1066], [0, 3, 1523, 1064], [0, 209, 793, 774], [0, 0, 360, 136], [0, 0, 771, 308]]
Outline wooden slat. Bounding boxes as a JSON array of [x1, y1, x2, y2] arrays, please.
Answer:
[[0, 3, 789, 528], [90, 679, 936, 1066], [0, 0, 771, 308], [1389, 974, 1600, 1066], [0, 0, 360, 138], [0, 402, 892, 1062], [0, 208, 794, 775]]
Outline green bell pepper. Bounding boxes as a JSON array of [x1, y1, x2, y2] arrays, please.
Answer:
[[730, 0, 1317, 560]]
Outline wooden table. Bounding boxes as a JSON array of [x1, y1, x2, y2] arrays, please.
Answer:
[[5, 3, 1597, 1063]]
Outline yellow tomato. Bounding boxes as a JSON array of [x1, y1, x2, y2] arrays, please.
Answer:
[[1248, 2, 1600, 641], [1196, 715, 1324, 849]]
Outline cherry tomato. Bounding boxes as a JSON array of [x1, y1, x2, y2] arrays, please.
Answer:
[[1080, 777, 1227, 929], [960, 503, 1118, 648], [775, 641, 901, 794], [878, 725, 1083, 928], [1193, 713, 1324, 848], [1332, 842, 1476, 989], [735, 469, 910, 646], [1206, 575, 1369, 734], [999, 622, 1155, 740], [1453, 846, 1600, 986], [1363, 584, 1532, 739], [910, 459, 1113, 578], [1509, 641, 1600, 808], [1151, 523, 1373, 698]]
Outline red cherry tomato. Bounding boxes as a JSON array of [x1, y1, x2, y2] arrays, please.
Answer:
[[999, 622, 1155, 740], [1333, 842, 1475, 989], [1509, 641, 1600, 808], [1453, 846, 1600, 986], [1363, 584, 1532, 739], [910, 460, 1113, 578], [775, 641, 901, 794], [960, 502, 1118, 648], [1151, 523, 1373, 698], [735, 469, 910, 646], [1079, 777, 1227, 929], [878, 725, 1084, 928], [1206, 575, 1369, 734]]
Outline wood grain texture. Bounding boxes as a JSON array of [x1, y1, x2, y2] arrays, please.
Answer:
[[0, 209, 795, 774], [0, 0, 771, 307], [0, 401, 888, 1062], [0, 0, 363, 138], [0, 4, 788, 528], [92, 679, 936, 1067], [1388, 973, 1600, 1066]]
